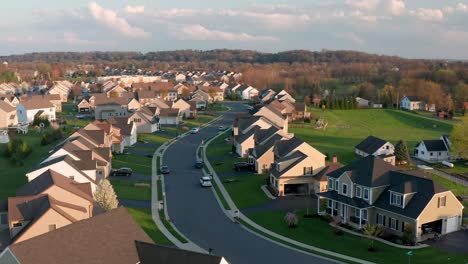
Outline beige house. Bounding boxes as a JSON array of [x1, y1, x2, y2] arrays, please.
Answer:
[[233, 116, 276, 157], [0, 100, 17, 128], [318, 155, 464, 242], [77, 98, 91, 113], [94, 97, 129, 120], [269, 137, 326, 196], [128, 107, 160, 133], [172, 98, 192, 118], [253, 104, 288, 133], [249, 126, 291, 174], [29, 94, 62, 112]]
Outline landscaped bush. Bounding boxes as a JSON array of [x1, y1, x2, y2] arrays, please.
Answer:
[[33, 116, 50, 127], [3, 138, 32, 165], [284, 212, 299, 228], [41, 129, 63, 145]]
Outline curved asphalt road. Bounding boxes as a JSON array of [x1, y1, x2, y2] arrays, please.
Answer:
[[163, 102, 334, 264]]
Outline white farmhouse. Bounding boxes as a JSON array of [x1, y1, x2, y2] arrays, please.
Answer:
[[414, 137, 450, 163]]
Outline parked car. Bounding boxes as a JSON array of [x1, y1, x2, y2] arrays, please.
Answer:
[[76, 113, 92, 119], [195, 160, 204, 169], [190, 128, 199, 134], [233, 162, 254, 171], [161, 166, 170, 174], [112, 168, 133, 176], [199, 176, 212, 187]]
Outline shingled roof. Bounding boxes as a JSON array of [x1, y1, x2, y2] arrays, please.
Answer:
[[355, 135, 388, 155], [136, 241, 223, 264], [420, 140, 448, 152]]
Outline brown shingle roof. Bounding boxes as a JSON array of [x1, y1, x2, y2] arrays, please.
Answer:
[[9, 207, 153, 264], [20, 98, 54, 110]]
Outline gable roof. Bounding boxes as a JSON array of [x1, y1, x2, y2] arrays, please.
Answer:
[[404, 96, 422, 102], [274, 137, 304, 158], [0, 100, 16, 112], [135, 241, 223, 264], [421, 140, 448, 152], [327, 155, 395, 187], [19, 98, 54, 110], [355, 135, 389, 154], [271, 150, 308, 179], [8, 207, 153, 264]]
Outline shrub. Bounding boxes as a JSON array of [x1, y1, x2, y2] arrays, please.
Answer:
[[41, 129, 63, 145], [284, 212, 299, 228], [402, 224, 416, 245], [33, 116, 50, 127], [4, 138, 32, 165]]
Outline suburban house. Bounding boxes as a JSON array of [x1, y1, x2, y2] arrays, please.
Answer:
[[77, 98, 91, 113], [259, 89, 276, 103], [241, 86, 259, 101], [400, 96, 436, 112], [0, 207, 228, 264], [318, 155, 464, 242], [251, 127, 291, 174], [414, 136, 451, 163], [171, 98, 193, 118], [0, 100, 18, 129], [276, 90, 296, 103], [128, 107, 160, 133], [269, 137, 326, 196], [233, 116, 278, 157], [313, 156, 342, 194], [198, 86, 224, 102], [158, 108, 180, 125], [94, 96, 129, 120], [16, 97, 56, 123], [105, 85, 128, 98], [355, 136, 395, 165], [29, 94, 62, 112], [356, 97, 370, 108], [191, 89, 210, 103], [107, 117, 137, 148], [48, 81, 73, 102], [253, 104, 289, 133]]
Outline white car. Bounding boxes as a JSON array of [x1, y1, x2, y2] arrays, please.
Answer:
[[190, 128, 199, 134], [218, 126, 224, 131], [199, 176, 212, 187]]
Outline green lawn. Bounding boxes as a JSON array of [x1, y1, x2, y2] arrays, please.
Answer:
[[0, 131, 62, 200], [207, 103, 229, 112], [112, 153, 152, 175], [249, 211, 468, 264], [292, 109, 453, 164], [434, 161, 468, 175], [211, 156, 245, 174], [223, 173, 270, 209], [206, 136, 231, 158], [138, 133, 173, 146], [127, 208, 172, 245], [111, 180, 151, 200], [182, 114, 217, 128]]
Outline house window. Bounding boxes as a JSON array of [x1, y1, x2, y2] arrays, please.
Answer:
[[342, 183, 348, 195], [390, 193, 403, 207], [304, 167, 313, 175], [13, 222, 22, 227], [356, 186, 362, 198], [335, 180, 339, 191], [48, 224, 57, 231], [438, 152, 441, 156], [401, 221, 406, 232], [327, 200, 332, 208], [328, 178, 334, 191], [363, 188, 369, 200], [386, 145, 389, 150], [390, 218, 397, 230], [438, 196, 446, 208], [430, 152, 433, 156], [362, 209, 368, 220], [421, 151, 425, 155], [355, 209, 361, 218], [377, 213, 384, 225]]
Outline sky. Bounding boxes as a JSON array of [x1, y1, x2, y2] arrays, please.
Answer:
[[1, 0, 468, 59]]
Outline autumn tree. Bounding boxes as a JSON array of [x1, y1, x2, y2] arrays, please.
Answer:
[[450, 116, 468, 159], [94, 179, 119, 212], [453, 82, 468, 114]]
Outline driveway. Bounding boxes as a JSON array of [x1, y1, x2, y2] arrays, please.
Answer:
[[163, 102, 334, 264], [424, 229, 468, 254], [242, 195, 318, 215]]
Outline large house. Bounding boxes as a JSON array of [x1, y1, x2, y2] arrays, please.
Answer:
[[48, 81, 73, 102], [94, 96, 129, 120], [414, 136, 451, 163], [16, 97, 56, 123], [269, 137, 326, 196], [128, 106, 160, 133], [0, 100, 18, 129], [318, 155, 464, 242]]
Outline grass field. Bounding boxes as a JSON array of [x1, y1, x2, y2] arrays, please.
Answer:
[[111, 180, 151, 200], [127, 208, 172, 245], [0, 131, 62, 200], [222, 173, 270, 209], [112, 153, 152, 175], [292, 109, 453, 164], [427, 173, 468, 197], [434, 161, 468, 175], [249, 211, 468, 264]]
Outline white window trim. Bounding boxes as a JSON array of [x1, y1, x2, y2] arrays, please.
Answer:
[[342, 183, 348, 195], [377, 213, 384, 225], [335, 180, 339, 191], [362, 209, 368, 220], [356, 186, 362, 198], [363, 188, 369, 200], [327, 200, 332, 208], [328, 178, 334, 191], [390, 218, 397, 230], [355, 209, 361, 218]]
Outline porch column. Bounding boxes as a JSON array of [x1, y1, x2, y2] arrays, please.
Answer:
[[317, 197, 320, 214], [358, 209, 362, 229]]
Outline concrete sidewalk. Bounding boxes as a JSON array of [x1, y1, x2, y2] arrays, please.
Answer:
[[202, 130, 376, 264]]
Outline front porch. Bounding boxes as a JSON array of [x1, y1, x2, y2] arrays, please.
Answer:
[[320, 199, 369, 229]]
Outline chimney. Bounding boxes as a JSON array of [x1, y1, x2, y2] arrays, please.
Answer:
[[332, 155, 338, 164]]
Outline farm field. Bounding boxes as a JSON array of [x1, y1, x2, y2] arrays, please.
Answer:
[[291, 109, 453, 164]]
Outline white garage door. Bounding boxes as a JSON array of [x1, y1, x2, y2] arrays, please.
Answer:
[[445, 216, 459, 234]]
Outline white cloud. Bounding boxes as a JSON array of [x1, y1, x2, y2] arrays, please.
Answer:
[[88, 2, 149, 38], [387, 0, 405, 15], [125, 5, 145, 14], [336, 32, 366, 44], [350, 10, 379, 21], [241, 11, 311, 29], [443, 6, 455, 14], [175, 25, 277, 42], [345, 0, 380, 10], [410, 8, 444, 22], [61, 32, 96, 45]]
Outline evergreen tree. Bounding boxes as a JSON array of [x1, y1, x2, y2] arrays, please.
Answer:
[[395, 140, 410, 164], [94, 179, 119, 211]]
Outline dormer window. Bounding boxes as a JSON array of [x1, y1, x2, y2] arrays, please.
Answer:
[[335, 180, 339, 191], [390, 192, 403, 207], [363, 188, 369, 200], [328, 178, 334, 191], [356, 186, 362, 198], [342, 183, 348, 195]]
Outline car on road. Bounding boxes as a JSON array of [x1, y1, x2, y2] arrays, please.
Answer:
[[234, 162, 254, 171], [190, 128, 199, 134], [195, 160, 204, 169], [111, 167, 133, 176], [218, 125, 225, 131], [199, 176, 212, 187], [161, 166, 170, 174]]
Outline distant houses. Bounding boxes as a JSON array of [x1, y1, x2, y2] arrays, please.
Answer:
[[400, 96, 436, 112], [414, 135, 452, 163]]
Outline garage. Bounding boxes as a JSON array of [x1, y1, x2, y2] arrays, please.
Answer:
[[445, 216, 460, 234], [283, 183, 308, 195]]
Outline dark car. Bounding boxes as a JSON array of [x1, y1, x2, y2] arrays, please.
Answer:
[[195, 160, 204, 169], [161, 166, 170, 174], [233, 162, 254, 171], [112, 168, 133, 176]]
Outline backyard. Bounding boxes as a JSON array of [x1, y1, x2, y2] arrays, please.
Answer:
[[127, 207, 172, 245], [111, 180, 151, 201], [249, 211, 468, 264], [292, 109, 453, 164]]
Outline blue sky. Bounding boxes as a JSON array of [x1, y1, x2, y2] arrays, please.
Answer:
[[1, 1, 468, 59]]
